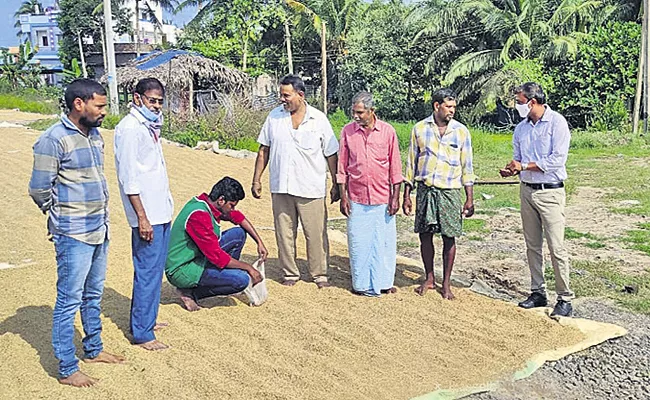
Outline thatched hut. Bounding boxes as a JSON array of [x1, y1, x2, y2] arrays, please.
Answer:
[[103, 50, 250, 114]]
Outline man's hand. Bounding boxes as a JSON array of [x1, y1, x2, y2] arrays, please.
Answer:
[[138, 216, 154, 242], [340, 194, 351, 217], [462, 200, 475, 218], [388, 195, 400, 216], [251, 181, 262, 199], [257, 242, 268, 262], [506, 160, 522, 173], [402, 195, 413, 216], [330, 184, 341, 203], [248, 267, 263, 286]]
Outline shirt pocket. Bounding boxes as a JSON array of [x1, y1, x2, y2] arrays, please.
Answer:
[[444, 143, 461, 166], [369, 139, 390, 164], [295, 130, 323, 151]]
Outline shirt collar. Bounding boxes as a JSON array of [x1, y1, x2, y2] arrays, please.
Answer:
[[353, 117, 381, 133], [197, 193, 222, 221], [281, 102, 315, 124], [60, 114, 98, 137]]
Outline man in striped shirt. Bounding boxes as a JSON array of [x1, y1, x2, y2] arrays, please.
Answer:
[[29, 79, 125, 387], [403, 88, 475, 300]]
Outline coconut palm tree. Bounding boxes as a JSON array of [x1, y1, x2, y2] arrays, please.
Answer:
[[14, 0, 44, 37]]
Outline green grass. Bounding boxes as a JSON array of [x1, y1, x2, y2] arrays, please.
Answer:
[[622, 223, 650, 256], [27, 117, 59, 131], [0, 93, 60, 115], [544, 260, 650, 314], [463, 218, 489, 234], [565, 227, 604, 241]]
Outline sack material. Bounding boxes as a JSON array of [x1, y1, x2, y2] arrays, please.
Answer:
[[243, 259, 268, 306]]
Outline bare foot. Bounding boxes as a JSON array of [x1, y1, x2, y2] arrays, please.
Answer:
[[415, 280, 435, 296], [153, 322, 169, 331], [58, 371, 98, 387], [380, 287, 397, 295], [84, 351, 126, 364], [441, 286, 455, 300], [316, 281, 330, 289], [176, 288, 201, 311], [136, 339, 169, 351]]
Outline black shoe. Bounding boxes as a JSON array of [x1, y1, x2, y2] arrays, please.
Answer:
[[518, 292, 548, 309], [550, 300, 573, 317]]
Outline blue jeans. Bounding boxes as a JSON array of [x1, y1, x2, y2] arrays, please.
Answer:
[[52, 234, 108, 378], [194, 227, 250, 299], [130, 223, 171, 344]]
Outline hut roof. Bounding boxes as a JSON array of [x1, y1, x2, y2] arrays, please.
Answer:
[[103, 50, 249, 94]]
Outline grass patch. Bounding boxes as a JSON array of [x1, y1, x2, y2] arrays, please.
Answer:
[[463, 218, 489, 234], [564, 227, 604, 241], [544, 260, 650, 313], [584, 241, 606, 249], [27, 118, 59, 131], [0, 90, 61, 115], [622, 224, 650, 256]]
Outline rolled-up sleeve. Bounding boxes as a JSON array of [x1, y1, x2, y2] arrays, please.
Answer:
[[257, 116, 271, 146], [460, 128, 475, 186], [114, 123, 140, 195], [29, 136, 60, 211], [388, 128, 404, 185], [405, 126, 419, 188], [536, 117, 570, 173], [336, 127, 349, 184]]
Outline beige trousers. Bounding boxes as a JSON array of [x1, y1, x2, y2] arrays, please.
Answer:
[[520, 184, 574, 301], [271, 193, 329, 283]]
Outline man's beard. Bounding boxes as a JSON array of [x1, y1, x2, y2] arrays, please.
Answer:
[[80, 116, 103, 128]]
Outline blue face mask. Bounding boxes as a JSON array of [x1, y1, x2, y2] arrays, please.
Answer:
[[134, 102, 161, 122]]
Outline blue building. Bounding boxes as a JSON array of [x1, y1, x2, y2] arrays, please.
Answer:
[[17, 6, 63, 84]]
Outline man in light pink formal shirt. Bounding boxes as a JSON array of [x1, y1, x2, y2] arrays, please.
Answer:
[[337, 91, 403, 296]]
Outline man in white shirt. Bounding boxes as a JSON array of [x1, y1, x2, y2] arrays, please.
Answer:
[[114, 78, 174, 350], [252, 75, 340, 288]]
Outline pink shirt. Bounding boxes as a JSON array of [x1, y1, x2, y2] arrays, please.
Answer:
[[336, 119, 404, 205]]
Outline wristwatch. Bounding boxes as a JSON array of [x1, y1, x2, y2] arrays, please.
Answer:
[[521, 163, 527, 171]]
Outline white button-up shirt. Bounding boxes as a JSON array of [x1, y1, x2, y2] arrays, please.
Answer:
[[514, 105, 571, 184], [257, 104, 339, 199], [114, 108, 174, 228]]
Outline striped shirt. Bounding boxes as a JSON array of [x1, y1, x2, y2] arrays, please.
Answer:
[[28, 115, 109, 244], [405, 116, 475, 189]]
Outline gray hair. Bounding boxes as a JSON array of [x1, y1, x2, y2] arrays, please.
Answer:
[[514, 82, 546, 104], [351, 91, 375, 110]]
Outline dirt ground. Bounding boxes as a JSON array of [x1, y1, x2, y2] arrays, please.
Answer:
[[0, 111, 620, 400]]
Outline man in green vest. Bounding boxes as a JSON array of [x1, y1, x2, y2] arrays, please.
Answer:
[[165, 177, 268, 311]]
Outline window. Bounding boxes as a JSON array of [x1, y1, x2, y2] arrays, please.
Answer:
[[36, 30, 48, 47]]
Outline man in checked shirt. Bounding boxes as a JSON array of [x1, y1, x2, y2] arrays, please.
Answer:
[[403, 88, 475, 300]]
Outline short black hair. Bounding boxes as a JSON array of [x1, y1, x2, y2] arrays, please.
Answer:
[[431, 88, 457, 106], [209, 177, 245, 202], [135, 77, 165, 96], [515, 82, 546, 104], [64, 79, 107, 110], [279, 74, 306, 94]]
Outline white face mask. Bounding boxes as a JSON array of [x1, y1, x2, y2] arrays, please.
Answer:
[[515, 101, 531, 118]]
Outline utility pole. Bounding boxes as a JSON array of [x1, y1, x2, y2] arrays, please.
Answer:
[[285, 19, 293, 74], [321, 20, 327, 114], [642, 0, 650, 135], [104, 0, 119, 115], [76, 31, 88, 78], [633, 16, 645, 135]]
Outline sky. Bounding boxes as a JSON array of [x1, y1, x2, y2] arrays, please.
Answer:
[[0, 0, 198, 48]]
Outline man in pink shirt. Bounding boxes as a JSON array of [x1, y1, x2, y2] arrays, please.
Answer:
[[337, 92, 403, 296]]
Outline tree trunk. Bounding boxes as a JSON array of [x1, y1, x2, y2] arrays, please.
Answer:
[[77, 31, 88, 78], [135, 0, 141, 57], [321, 21, 327, 114], [242, 34, 248, 71], [285, 19, 293, 74]]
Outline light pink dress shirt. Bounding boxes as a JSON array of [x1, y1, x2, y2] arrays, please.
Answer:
[[336, 119, 404, 206]]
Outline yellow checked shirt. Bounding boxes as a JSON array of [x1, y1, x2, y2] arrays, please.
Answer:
[[405, 116, 475, 189]]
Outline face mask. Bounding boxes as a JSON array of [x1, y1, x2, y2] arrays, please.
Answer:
[[134, 99, 161, 122], [515, 101, 531, 118]]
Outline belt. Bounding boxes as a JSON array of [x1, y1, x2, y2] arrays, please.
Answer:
[[522, 181, 564, 190]]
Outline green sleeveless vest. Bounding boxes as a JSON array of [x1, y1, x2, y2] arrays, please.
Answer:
[[165, 196, 221, 288]]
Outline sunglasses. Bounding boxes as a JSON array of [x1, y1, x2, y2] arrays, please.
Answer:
[[140, 93, 165, 105]]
